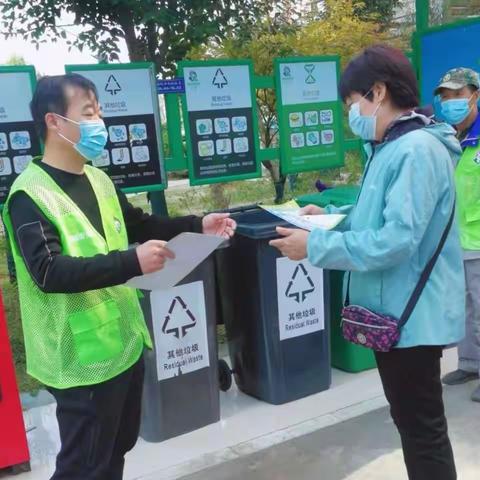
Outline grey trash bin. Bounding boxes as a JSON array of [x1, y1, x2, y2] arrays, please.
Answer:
[[139, 254, 220, 442]]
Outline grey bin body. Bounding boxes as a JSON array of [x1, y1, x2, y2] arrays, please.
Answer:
[[139, 255, 220, 442], [216, 208, 331, 405]]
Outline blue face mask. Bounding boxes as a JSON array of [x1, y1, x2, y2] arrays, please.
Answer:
[[348, 95, 382, 141], [56, 114, 108, 161], [440, 95, 473, 126]]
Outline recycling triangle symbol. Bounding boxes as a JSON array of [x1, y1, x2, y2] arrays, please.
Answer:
[[162, 296, 196, 339], [105, 74, 122, 95], [212, 68, 228, 89], [285, 263, 315, 303]]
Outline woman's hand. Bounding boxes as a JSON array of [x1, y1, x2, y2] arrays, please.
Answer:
[[269, 227, 309, 260], [299, 204, 325, 216]]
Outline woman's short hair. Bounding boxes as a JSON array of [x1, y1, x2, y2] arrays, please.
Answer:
[[339, 44, 419, 109]]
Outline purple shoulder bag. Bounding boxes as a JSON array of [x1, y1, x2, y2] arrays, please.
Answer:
[[341, 203, 455, 353]]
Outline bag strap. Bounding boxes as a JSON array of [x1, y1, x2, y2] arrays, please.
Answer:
[[345, 201, 456, 329], [398, 201, 455, 326]]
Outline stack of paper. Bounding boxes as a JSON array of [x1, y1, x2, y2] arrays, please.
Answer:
[[260, 201, 345, 232]]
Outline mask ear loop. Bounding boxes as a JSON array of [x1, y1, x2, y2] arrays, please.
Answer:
[[359, 88, 382, 117], [57, 132, 76, 145], [53, 113, 80, 145], [460, 92, 480, 144], [54, 113, 81, 125]]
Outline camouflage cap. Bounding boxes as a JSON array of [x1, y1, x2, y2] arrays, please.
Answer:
[[435, 67, 480, 94]]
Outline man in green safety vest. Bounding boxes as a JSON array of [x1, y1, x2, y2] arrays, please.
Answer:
[[2, 73, 236, 479], [435, 67, 480, 403]]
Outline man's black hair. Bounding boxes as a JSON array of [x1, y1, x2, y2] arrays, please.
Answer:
[[339, 44, 419, 109], [30, 73, 99, 141]]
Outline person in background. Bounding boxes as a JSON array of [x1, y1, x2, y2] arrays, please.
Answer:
[[435, 67, 480, 402], [2, 74, 236, 480], [270, 45, 464, 479]]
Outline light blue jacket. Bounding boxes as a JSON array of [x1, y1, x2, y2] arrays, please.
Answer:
[[307, 121, 465, 348]]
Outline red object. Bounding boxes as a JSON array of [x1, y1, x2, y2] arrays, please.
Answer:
[[0, 289, 30, 469]]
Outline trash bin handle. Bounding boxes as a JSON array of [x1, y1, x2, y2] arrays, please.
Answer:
[[207, 204, 260, 215]]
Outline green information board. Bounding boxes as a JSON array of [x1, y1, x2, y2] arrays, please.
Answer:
[[0, 65, 39, 206], [65, 62, 167, 193], [274, 56, 344, 174], [178, 59, 261, 186]]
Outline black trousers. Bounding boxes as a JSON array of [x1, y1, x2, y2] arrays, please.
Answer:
[[48, 356, 145, 480], [375, 346, 456, 480]]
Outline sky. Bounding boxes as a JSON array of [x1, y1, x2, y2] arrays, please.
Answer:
[[0, 13, 130, 75]]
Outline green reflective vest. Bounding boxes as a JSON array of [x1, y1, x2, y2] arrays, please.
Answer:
[[455, 142, 480, 251], [2, 161, 152, 389]]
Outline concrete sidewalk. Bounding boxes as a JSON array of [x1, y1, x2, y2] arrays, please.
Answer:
[[180, 381, 480, 480], [10, 348, 478, 480]]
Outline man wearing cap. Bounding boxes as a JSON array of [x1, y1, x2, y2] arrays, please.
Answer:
[[436, 67, 480, 402]]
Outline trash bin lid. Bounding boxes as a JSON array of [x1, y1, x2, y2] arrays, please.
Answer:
[[233, 208, 291, 240], [297, 185, 359, 209]]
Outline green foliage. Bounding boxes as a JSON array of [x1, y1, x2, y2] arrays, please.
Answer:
[[0, 0, 293, 75], [4, 54, 26, 65], [354, 0, 404, 26]]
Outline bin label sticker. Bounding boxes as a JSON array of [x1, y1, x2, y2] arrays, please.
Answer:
[[150, 281, 210, 381], [276, 258, 324, 340]]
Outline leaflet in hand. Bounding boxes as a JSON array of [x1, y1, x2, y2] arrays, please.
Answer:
[[260, 200, 345, 232], [126, 232, 225, 291]]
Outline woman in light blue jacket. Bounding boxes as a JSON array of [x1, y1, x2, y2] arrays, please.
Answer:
[[271, 45, 464, 480]]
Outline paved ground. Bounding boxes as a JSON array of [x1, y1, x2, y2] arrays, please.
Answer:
[[180, 381, 480, 480]]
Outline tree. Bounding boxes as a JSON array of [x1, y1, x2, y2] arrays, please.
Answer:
[[191, 0, 390, 204], [296, 0, 391, 67], [354, 0, 404, 27], [5, 54, 26, 65], [0, 0, 291, 76]]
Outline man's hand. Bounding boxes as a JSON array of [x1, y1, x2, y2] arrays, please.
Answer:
[[136, 240, 175, 274], [299, 204, 325, 216], [269, 227, 309, 261], [202, 213, 237, 239]]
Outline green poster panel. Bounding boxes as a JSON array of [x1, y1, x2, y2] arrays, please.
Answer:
[[274, 56, 344, 175], [178, 59, 261, 186], [0, 65, 39, 206], [65, 62, 167, 193]]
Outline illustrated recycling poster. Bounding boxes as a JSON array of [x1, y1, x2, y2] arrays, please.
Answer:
[[179, 60, 261, 185], [65, 62, 166, 193], [0, 66, 40, 205], [275, 56, 344, 174]]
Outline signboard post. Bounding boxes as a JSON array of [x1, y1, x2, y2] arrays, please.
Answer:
[[178, 60, 261, 185], [0, 66, 39, 206], [65, 62, 167, 193], [274, 56, 344, 175]]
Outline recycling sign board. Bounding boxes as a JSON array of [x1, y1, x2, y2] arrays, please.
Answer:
[[0, 66, 40, 206], [150, 281, 210, 381], [276, 257, 325, 341], [179, 59, 261, 186], [274, 56, 344, 175], [65, 62, 166, 193]]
